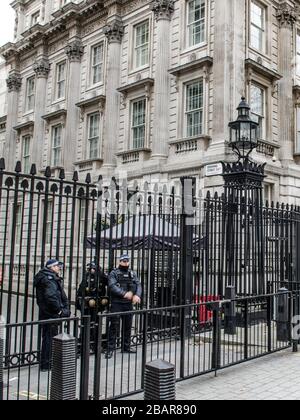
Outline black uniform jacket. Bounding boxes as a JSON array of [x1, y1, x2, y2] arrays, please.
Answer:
[[34, 268, 70, 320], [108, 268, 142, 304]]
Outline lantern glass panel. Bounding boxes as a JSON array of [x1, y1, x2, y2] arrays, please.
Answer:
[[240, 122, 251, 145], [251, 125, 258, 145]]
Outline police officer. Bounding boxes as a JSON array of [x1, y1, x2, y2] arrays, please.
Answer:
[[76, 262, 108, 321], [106, 255, 142, 359], [76, 262, 108, 352], [34, 259, 70, 372]]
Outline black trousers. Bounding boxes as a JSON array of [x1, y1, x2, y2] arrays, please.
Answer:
[[108, 302, 133, 351], [41, 324, 59, 370]]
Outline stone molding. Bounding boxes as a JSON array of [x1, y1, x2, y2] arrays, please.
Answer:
[[150, 0, 175, 21], [33, 58, 50, 78], [276, 2, 297, 28], [6, 72, 22, 92], [65, 39, 84, 62], [104, 20, 124, 43]]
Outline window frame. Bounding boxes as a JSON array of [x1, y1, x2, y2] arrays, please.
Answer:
[[31, 10, 40, 26], [25, 76, 36, 112], [22, 134, 31, 173], [55, 61, 67, 101], [51, 124, 63, 167], [249, 0, 267, 55], [186, 0, 207, 49], [45, 200, 54, 245], [295, 106, 300, 154], [184, 79, 204, 138], [90, 43, 104, 87], [130, 97, 147, 150], [133, 20, 150, 71], [87, 112, 101, 160], [250, 82, 267, 140]]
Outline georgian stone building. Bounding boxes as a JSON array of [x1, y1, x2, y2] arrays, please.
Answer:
[[1, 0, 300, 203]]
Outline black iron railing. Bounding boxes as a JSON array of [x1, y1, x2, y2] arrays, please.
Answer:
[[1, 291, 298, 401], [1, 317, 79, 401], [83, 291, 294, 400], [1, 161, 300, 327]]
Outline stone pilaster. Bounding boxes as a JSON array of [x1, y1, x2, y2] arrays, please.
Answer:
[[64, 38, 83, 171], [6, 72, 22, 93], [5, 71, 22, 170], [65, 39, 84, 63], [210, 0, 246, 159], [102, 18, 124, 174], [276, 2, 297, 165], [103, 20, 124, 43], [33, 58, 50, 169], [151, 0, 175, 20], [150, 0, 174, 160]]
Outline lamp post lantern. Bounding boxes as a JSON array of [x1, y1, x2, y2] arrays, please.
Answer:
[[222, 97, 266, 299], [222, 97, 266, 195], [228, 97, 259, 160]]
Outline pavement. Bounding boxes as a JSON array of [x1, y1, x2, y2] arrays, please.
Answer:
[[122, 349, 300, 400]]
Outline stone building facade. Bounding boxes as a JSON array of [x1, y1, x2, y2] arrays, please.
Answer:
[[1, 0, 300, 203], [0, 59, 8, 158]]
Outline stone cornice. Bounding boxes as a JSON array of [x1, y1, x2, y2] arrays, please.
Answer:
[[104, 19, 124, 43], [13, 120, 34, 134], [245, 59, 282, 82], [6, 72, 22, 92], [118, 78, 154, 94], [276, 2, 298, 27], [33, 58, 50, 78], [150, 0, 175, 21], [0, 43, 19, 62], [1, 1, 105, 62], [169, 56, 213, 78], [76, 95, 106, 111], [42, 109, 67, 123], [65, 39, 84, 62]]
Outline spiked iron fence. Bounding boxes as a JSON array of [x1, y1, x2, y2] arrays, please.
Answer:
[[0, 159, 300, 327]]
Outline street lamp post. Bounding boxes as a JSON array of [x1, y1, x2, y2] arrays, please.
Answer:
[[222, 97, 266, 302]]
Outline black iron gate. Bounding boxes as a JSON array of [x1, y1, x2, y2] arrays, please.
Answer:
[[0, 160, 300, 326]]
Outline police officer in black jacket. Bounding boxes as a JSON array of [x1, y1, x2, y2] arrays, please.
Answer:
[[106, 255, 142, 359], [76, 262, 108, 351], [76, 262, 108, 319], [34, 259, 70, 371]]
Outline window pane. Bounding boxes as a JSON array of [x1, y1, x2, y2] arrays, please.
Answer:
[[26, 77, 35, 111], [57, 63, 66, 99], [88, 113, 100, 159], [186, 81, 203, 137], [250, 1, 265, 52], [188, 0, 206, 46], [92, 44, 104, 85], [52, 126, 62, 166], [22, 136, 31, 173], [132, 99, 146, 149], [250, 84, 265, 138], [45, 201, 53, 245], [135, 21, 149, 68]]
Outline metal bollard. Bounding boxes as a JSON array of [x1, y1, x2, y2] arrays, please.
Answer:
[[50, 333, 77, 400], [276, 288, 290, 343], [0, 318, 4, 401], [224, 286, 237, 335], [144, 360, 176, 400]]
